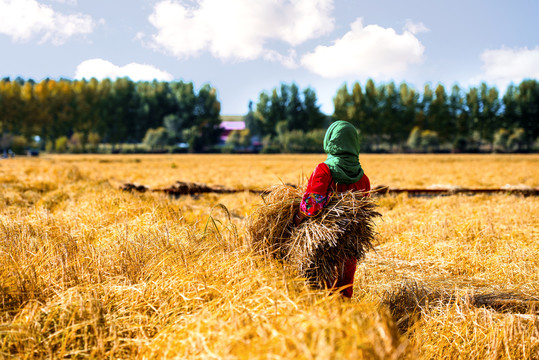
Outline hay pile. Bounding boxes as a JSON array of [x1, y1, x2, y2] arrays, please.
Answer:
[[248, 185, 381, 287]]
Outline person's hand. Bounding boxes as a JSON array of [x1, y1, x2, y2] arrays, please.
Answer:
[[294, 211, 306, 226]]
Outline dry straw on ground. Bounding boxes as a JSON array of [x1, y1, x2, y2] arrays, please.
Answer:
[[248, 185, 381, 287], [1, 155, 538, 359]]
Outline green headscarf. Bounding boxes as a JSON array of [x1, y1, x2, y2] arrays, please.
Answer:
[[323, 120, 364, 184]]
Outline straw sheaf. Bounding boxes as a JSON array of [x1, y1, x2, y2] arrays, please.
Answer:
[[248, 185, 381, 287]]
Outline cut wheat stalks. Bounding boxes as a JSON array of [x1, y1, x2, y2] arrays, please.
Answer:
[[248, 185, 381, 288]]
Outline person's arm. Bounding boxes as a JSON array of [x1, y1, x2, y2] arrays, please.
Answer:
[[294, 211, 306, 226], [351, 173, 371, 196], [296, 163, 333, 223]]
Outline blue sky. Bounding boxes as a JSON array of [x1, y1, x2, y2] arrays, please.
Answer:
[[1, 0, 538, 115]]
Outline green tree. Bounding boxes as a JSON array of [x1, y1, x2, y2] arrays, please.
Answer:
[[420, 130, 439, 153], [96, 78, 112, 142], [515, 80, 539, 149], [108, 78, 139, 146], [344, 82, 364, 131], [269, 88, 285, 130], [507, 128, 526, 152], [303, 87, 327, 130], [407, 126, 422, 151], [189, 84, 221, 152], [143, 127, 169, 150], [136, 81, 175, 137], [333, 84, 351, 122], [501, 84, 518, 131], [399, 83, 419, 148], [379, 82, 405, 148], [417, 84, 433, 130], [493, 128, 510, 152], [11, 135, 27, 155], [55, 136, 68, 153], [169, 81, 197, 138], [304, 129, 326, 153], [449, 85, 468, 143], [363, 79, 381, 149], [250, 83, 326, 141], [286, 83, 306, 131], [87, 132, 100, 153], [244, 101, 261, 137], [226, 129, 251, 150], [429, 84, 453, 143], [163, 114, 185, 143], [254, 92, 273, 137], [479, 83, 501, 150], [465, 87, 480, 150]]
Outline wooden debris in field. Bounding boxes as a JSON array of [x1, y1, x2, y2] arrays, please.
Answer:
[[120, 183, 149, 193], [372, 184, 539, 197], [121, 181, 254, 196], [158, 181, 238, 196], [121, 181, 539, 197]]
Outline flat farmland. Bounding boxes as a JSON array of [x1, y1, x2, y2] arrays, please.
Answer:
[[0, 154, 538, 359]]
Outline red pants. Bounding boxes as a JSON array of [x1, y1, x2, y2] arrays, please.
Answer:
[[327, 258, 357, 298]]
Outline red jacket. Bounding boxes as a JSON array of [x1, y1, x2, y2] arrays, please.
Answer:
[[299, 162, 370, 217]]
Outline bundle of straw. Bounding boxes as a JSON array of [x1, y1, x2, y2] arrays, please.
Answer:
[[248, 185, 303, 260], [248, 185, 381, 287]]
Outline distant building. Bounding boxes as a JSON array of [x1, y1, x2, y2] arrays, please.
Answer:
[[220, 120, 246, 143]]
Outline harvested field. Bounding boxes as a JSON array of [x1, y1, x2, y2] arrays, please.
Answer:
[[0, 154, 537, 359]]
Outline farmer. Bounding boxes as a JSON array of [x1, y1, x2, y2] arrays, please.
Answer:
[[294, 120, 370, 298]]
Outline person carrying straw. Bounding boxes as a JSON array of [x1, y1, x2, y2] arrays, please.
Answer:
[[294, 120, 371, 298]]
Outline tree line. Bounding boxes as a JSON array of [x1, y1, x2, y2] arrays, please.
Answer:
[[0, 76, 537, 154], [0, 77, 221, 154], [330, 79, 538, 153], [239, 79, 538, 153]]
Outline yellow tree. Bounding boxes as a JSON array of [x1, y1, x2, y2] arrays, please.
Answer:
[[0, 80, 23, 135], [20, 81, 38, 140], [73, 78, 101, 141], [33, 79, 54, 145]]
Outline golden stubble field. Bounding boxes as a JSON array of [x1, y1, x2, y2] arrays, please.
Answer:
[[0, 154, 538, 359]]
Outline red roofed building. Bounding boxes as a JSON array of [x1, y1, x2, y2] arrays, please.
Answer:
[[220, 120, 246, 143]]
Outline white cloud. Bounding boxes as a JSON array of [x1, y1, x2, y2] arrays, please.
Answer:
[[263, 49, 298, 68], [472, 46, 539, 90], [75, 59, 174, 82], [404, 19, 429, 35], [47, 0, 77, 4], [148, 0, 334, 63], [301, 18, 425, 78], [0, 0, 95, 44]]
